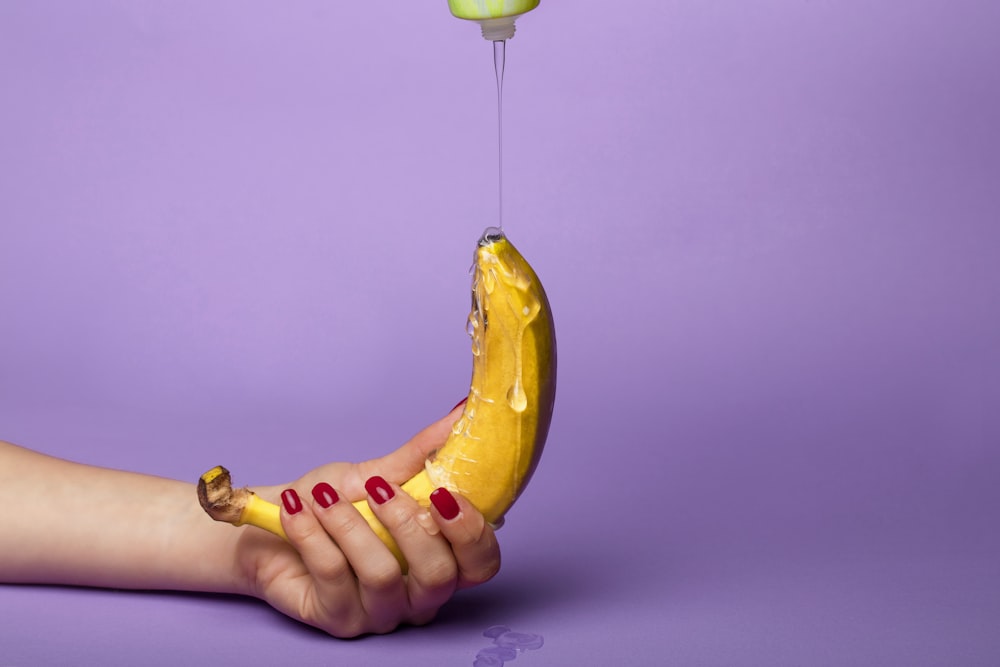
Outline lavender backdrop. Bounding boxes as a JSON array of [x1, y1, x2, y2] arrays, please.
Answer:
[[2, 1, 999, 665]]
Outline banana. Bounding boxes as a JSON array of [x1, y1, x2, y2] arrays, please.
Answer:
[[198, 227, 556, 568]]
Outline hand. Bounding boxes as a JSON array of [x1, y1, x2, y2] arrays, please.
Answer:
[[237, 405, 501, 637]]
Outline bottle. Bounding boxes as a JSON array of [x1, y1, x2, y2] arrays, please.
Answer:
[[448, 0, 540, 40]]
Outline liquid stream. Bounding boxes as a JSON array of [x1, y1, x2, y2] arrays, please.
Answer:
[[493, 39, 505, 231]]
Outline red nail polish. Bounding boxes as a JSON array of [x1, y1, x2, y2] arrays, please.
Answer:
[[311, 482, 339, 509], [281, 488, 303, 515], [430, 487, 461, 521], [365, 476, 395, 505], [449, 397, 468, 413]]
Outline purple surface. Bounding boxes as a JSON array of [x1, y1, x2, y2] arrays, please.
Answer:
[[2, 1, 999, 664]]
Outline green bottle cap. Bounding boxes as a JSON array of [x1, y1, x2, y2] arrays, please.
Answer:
[[448, 0, 540, 20], [448, 0, 540, 40]]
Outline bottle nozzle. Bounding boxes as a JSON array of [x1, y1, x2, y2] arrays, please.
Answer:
[[478, 17, 517, 41]]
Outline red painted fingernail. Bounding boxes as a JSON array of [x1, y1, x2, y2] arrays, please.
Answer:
[[365, 476, 395, 505], [281, 488, 303, 515], [311, 482, 339, 509], [449, 397, 468, 413], [430, 487, 461, 521]]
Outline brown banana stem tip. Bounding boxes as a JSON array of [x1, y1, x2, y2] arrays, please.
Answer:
[[197, 465, 251, 524]]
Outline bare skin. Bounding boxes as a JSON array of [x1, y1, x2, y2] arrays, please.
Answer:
[[0, 404, 500, 637]]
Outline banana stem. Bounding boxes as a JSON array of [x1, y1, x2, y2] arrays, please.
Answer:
[[197, 466, 286, 540]]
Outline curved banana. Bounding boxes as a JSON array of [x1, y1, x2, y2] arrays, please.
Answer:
[[198, 227, 556, 568]]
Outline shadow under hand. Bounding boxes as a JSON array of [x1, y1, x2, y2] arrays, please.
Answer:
[[434, 549, 602, 630]]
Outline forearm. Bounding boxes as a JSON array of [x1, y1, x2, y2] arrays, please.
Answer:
[[0, 440, 250, 595]]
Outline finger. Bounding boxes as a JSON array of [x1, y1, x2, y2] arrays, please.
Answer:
[[429, 488, 501, 589], [361, 476, 458, 624], [349, 399, 467, 493], [311, 476, 410, 633], [276, 487, 362, 633]]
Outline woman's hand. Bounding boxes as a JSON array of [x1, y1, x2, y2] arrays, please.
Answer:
[[0, 403, 498, 638], [237, 404, 501, 637]]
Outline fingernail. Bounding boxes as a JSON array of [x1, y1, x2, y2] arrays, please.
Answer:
[[365, 476, 395, 505], [430, 487, 461, 521], [281, 488, 303, 515], [449, 397, 468, 414], [311, 482, 339, 509]]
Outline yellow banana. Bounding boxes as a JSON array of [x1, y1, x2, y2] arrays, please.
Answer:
[[197, 227, 556, 567]]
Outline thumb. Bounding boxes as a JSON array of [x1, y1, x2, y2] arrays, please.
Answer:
[[351, 398, 466, 491]]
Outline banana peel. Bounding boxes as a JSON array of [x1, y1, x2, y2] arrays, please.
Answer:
[[198, 227, 556, 567]]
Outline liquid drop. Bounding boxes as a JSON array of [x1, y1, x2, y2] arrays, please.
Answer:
[[474, 626, 545, 666], [506, 379, 528, 412]]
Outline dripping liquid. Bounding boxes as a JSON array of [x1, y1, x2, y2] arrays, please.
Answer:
[[493, 39, 505, 231]]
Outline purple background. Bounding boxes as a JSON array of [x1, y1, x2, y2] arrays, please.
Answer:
[[2, 1, 999, 664]]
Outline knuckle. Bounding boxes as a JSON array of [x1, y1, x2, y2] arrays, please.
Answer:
[[451, 531, 478, 549], [387, 511, 423, 541], [421, 557, 459, 590], [410, 558, 457, 594], [290, 517, 325, 544], [313, 558, 352, 586], [409, 608, 442, 628], [378, 500, 417, 531], [309, 598, 366, 639], [448, 515, 491, 549], [323, 508, 365, 538], [465, 557, 501, 585], [371, 617, 401, 635], [360, 561, 403, 594], [326, 617, 366, 639]]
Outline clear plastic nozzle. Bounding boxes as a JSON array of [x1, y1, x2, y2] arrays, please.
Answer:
[[478, 16, 518, 41]]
